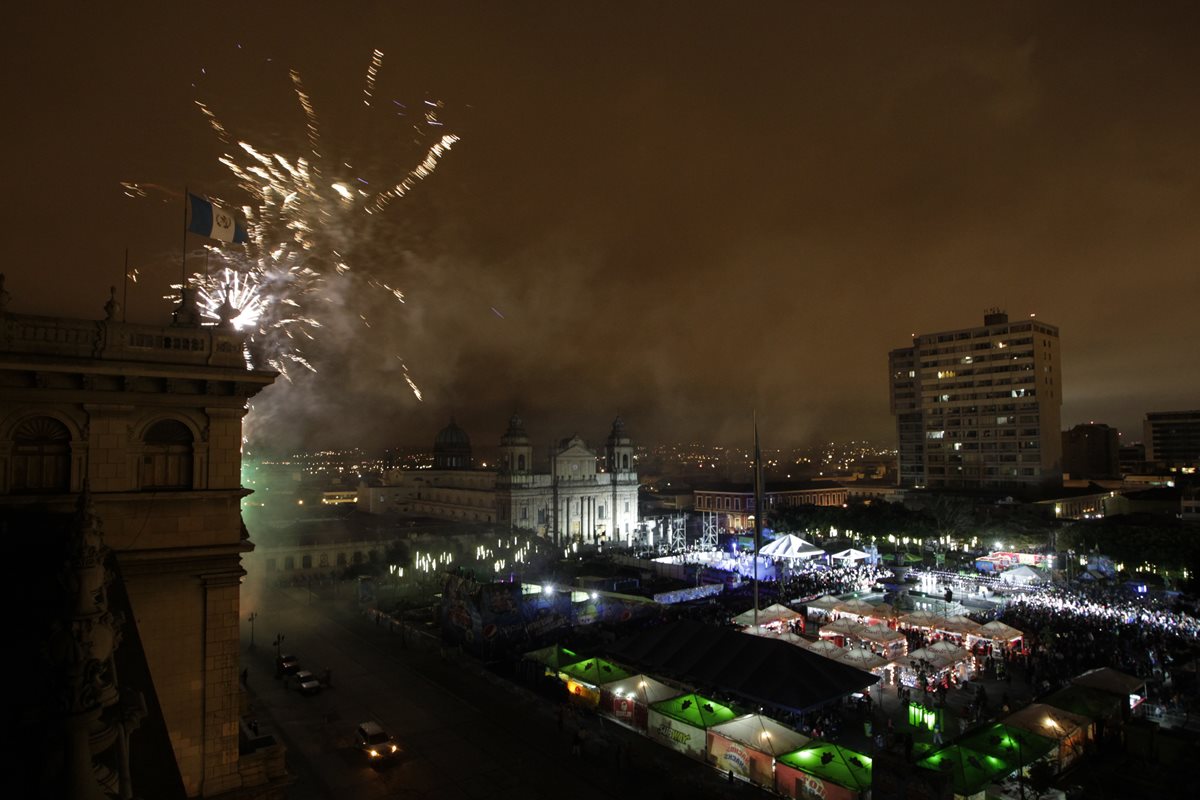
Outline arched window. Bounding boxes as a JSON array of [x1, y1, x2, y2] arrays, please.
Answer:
[[142, 419, 193, 489], [301, 554, 312, 569], [336, 552, 347, 566], [11, 416, 71, 493], [622, 454, 629, 470], [284, 556, 295, 570]]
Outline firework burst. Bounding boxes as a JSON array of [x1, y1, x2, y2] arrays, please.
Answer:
[[139, 48, 459, 393]]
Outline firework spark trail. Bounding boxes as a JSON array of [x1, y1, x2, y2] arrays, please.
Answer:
[[170, 55, 459, 385], [289, 69, 322, 170], [363, 48, 384, 107]]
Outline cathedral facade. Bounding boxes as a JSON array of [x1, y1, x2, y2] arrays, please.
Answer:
[[360, 415, 640, 545]]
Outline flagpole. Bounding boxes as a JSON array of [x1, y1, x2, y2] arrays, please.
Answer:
[[753, 412, 763, 629], [122, 248, 129, 322], [181, 186, 189, 288]]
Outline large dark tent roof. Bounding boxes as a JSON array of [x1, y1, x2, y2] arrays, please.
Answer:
[[608, 619, 877, 714]]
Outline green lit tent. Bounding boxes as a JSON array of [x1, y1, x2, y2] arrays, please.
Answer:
[[559, 657, 632, 686], [523, 644, 586, 671], [917, 744, 1015, 798], [957, 722, 1056, 765], [647, 693, 737, 760], [776, 741, 872, 799]]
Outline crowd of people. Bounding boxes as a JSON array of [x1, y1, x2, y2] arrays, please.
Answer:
[[781, 561, 893, 600], [995, 586, 1200, 709]]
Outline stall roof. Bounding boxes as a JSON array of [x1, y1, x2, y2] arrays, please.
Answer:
[[807, 594, 844, 610], [975, 620, 1024, 641], [918, 745, 1014, 796], [957, 722, 1057, 764], [609, 619, 878, 715], [804, 639, 846, 659], [649, 692, 737, 729], [1003, 703, 1094, 741], [899, 610, 947, 629], [599, 674, 679, 705], [759, 534, 825, 559], [837, 648, 889, 671], [709, 713, 810, 756], [778, 742, 873, 791], [1044, 684, 1125, 722], [831, 548, 870, 562], [733, 603, 801, 626], [1070, 667, 1146, 697], [559, 657, 633, 686], [523, 644, 588, 670]]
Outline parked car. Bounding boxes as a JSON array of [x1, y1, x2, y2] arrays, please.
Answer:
[[277, 654, 301, 676], [355, 721, 400, 762], [292, 670, 322, 695]]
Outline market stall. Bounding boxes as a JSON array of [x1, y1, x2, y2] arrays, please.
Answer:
[[967, 620, 1024, 653], [925, 639, 975, 681], [599, 674, 680, 730], [818, 618, 863, 647], [857, 622, 908, 659], [917, 744, 1014, 800], [803, 639, 846, 660], [558, 657, 633, 707], [1002, 703, 1094, 770], [776, 741, 873, 800], [899, 610, 948, 632], [805, 594, 843, 621], [833, 598, 878, 622], [1043, 684, 1127, 742], [900, 647, 958, 690], [706, 713, 810, 788], [934, 615, 982, 644], [956, 722, 1057, 784], [647, 692, 739, 760], [1070, 667, 1147, 717], [836, 647, 892, 684], [523, 644, 589, 676], [735, 602, 805, 635]]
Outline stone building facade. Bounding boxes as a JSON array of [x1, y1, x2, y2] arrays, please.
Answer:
[[359, 415, 641, 545], [0, 288, 275, 798]]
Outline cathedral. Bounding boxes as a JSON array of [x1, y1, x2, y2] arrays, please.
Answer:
[[359, 415, 641, 545]]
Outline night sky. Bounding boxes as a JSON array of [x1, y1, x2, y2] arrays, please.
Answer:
[[4, 2, 1198, 452]]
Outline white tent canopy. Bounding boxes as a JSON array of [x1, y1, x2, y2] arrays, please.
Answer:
[[831, 548, 870, 562], [599, 674, 679, 706], [758, 534, 825, 560], [1000, 564, 1048, 585], [708, 714, 811, 756], [733, 603, 802, 627]]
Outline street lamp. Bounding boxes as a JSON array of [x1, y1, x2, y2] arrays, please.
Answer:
[[248, 611, 258, 649]]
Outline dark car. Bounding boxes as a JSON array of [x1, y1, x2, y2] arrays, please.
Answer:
[[292, 670, 322, 695], [355, 721, 400, 762], [277, 654, 301, 676]]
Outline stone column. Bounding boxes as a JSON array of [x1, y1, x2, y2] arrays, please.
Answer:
[[200, 567, 244, 796]]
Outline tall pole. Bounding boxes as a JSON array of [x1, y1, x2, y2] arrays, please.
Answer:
[[181, 187, 189, 286], [753, 413, 763, 629], [121, 248, 129, 322]]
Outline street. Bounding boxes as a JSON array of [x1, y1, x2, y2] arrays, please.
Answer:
[[240, 581, 742, 800]]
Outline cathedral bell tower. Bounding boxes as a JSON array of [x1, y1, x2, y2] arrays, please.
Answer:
[[498, 414, 533, 476], [605, 416, 633, 473]]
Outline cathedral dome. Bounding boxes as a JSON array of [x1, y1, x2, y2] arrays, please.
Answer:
[[433, 418, 472, 469], [434, 419, 471, 448]]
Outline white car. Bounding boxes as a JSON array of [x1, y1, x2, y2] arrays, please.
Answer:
[[355, 721, 400, 761]]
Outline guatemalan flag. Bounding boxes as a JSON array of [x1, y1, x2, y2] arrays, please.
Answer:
[[187, 193, 249, 244]]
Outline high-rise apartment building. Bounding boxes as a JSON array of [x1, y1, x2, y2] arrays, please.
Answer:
[[1143, 410, 1200, 469], [889, 310, 1062, 490]]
